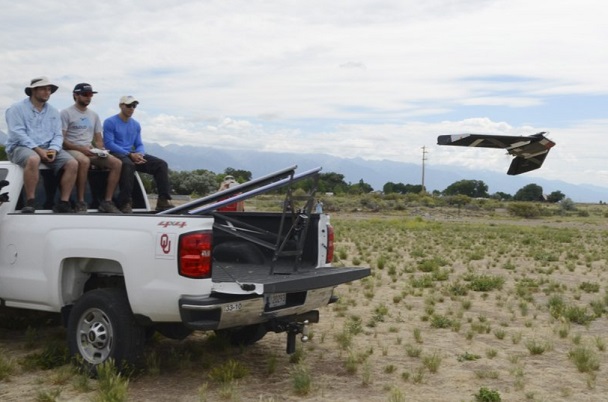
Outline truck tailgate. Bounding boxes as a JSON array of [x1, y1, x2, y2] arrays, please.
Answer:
[[211, 264, 371, 295]]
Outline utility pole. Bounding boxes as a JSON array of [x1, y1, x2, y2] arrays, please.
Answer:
[[421, 146, 428, 194]]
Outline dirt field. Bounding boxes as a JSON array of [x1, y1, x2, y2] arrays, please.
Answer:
[[1, 209, 608, 401]]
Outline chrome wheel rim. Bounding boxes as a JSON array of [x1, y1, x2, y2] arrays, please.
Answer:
[[76, 308, 114, 364]]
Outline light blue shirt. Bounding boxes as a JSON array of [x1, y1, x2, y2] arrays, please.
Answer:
[[5, 98, 63, 154]]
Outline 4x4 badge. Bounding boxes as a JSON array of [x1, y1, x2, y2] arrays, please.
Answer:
[[158, 221, 187, 228]]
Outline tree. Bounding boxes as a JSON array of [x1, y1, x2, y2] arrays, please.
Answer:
[[169, 169, 217, 196], [547, 190, 565, 203], [292, 172, 349, 194], [223, 167, 252, 183], [490, 191, 512, 201], [319, 172, 348, 193], [348, 179, 373, 195], [514, 183, 543, 201], [383, 182, 423, 194], [383, 182, 396, 194], [443, 180, 489, 198]]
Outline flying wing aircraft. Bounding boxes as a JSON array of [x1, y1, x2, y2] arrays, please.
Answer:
[[437, 132, 556, 175]]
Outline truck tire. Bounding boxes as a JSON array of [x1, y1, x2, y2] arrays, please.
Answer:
[[215, 323, 268, 346], [67, 288, 145, 374]]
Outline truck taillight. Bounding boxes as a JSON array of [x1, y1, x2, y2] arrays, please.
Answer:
[[179, 232, 212, 279], [326, 224, 334, 264]]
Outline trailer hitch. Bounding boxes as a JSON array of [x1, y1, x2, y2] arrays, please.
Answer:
[[267, 311, 318, 354], [286, 320, 310, 354]]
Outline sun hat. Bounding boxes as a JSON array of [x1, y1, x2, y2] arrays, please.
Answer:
[[73, 83, 98, 94], [119, 95, 139, 105], [24, 76, 58, 96]]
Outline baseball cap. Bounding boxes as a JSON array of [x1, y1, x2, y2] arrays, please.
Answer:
[[119, 95, 139, 105], [73, 83, 98, 94]]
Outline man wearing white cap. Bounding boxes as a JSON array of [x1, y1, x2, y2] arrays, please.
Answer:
[[5, 76, 78, 213], [103, 96, 174, 213]]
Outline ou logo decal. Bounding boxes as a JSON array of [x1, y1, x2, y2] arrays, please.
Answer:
[[160, 233, 172, 254]]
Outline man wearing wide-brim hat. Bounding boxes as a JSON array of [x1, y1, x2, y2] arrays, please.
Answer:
[[5, 76, 78, 213]]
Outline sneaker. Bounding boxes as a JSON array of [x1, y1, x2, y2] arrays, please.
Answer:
[[53, 200, 74, 213], [120, 201, 133, 214], [98, 200, 121, 213], [156, 196, 175, 211], [22, 198, 36, 214], [75, 201, 88, 214]]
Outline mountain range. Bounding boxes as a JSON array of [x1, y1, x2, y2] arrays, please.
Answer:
[[145, 143, 607, 203], [1, 131, 605, 202]]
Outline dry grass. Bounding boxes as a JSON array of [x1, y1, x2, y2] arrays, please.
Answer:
[[1, 206, 608, 401]]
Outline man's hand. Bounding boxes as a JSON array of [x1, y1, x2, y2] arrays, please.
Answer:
[[130, 152, 147, 164], [39, 148, 56, 163], [83, 146, 96, 157]]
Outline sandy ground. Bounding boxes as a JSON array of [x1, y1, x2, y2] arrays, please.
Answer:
[[1, 210, 608, 401]]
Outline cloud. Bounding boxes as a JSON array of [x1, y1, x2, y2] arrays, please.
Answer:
[[339, 62, 367, 70]]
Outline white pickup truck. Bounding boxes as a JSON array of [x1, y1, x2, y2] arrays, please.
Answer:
[[0, 163, 370, 372]]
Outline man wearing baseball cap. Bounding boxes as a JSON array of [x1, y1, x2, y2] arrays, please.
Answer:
[[61, 83, 122, 213], [103, 96, 174, 213], [5, 76, 78, 213]]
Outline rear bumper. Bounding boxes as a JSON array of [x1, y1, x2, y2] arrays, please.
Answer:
[[179, 287, 334, 330]]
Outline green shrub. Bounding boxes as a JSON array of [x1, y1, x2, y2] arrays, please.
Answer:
[[507, 202, 540, 218], [579, 282, 600, 293], [430, 315, 453, 329], [568, 346, 600, 373], [0, 352, 15, 380], [474, 387, 502, 402], [292, 364, 312, 395], [457, 351, 481, 362], [21, 341, 69, 370], [209, 359, 249, 383], [465, 274, 505, 292], [563, 305, 594, 325], [94, 360, 129, 402]]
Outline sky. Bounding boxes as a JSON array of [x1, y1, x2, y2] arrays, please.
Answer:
[[1, 0, 607, 188]]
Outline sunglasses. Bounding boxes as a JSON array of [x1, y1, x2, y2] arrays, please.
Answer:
[[79, 93, 94, 97], [124, 104, 137, 109]]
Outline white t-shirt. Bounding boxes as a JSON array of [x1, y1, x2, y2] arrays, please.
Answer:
[[60, 105, 102, 146]]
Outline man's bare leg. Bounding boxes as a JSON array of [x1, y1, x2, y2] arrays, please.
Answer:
[[59, 159, 78, 202], [75, 154, 90, 202], [23, 155, 41, 200], [104, 156, 122, 201]]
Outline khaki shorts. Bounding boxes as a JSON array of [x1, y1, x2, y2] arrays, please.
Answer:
[[66, 149, 114, 169], [9, 146, 74, 174]]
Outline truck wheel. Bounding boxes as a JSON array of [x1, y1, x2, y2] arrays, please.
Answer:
[[215, 323, 268, 346], [67, 288, 145, 374]]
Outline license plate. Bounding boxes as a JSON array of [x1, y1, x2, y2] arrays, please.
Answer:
[[224, 302, 242, 312], [266, 293, 287, 308]]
